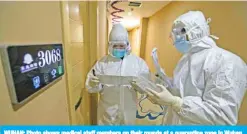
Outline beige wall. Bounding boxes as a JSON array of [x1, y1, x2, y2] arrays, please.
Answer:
[[139, 18, 149, 59], [0, 2, 69, 124], [144, 1, 247, 124], [129, 27, 141, 56], [108, 18, 113, 41], [128, 31, 132, 47], [97, 1, 108, 59]]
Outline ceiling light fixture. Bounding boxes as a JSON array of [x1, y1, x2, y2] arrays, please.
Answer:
[[128, 11, 132, 16], [75, 6, 79, 13], [128, 8, 134, 16], [121, 18, 140, 30]]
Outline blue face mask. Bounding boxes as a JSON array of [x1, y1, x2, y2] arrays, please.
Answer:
[[112, 49, 126, 59], [174, 38, 190, 54]]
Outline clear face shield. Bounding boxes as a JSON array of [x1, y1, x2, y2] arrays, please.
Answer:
[[170, 19, 217, 45], [108, 41, 128, 59], [169, 21, 188, 45], [169, 21, 193, 54]]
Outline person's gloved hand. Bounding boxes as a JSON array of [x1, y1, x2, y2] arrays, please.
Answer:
[[89, 76, 101, 88], [146, 84, 183, 112]]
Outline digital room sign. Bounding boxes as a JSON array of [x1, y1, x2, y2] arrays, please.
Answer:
[[3, 44, 64, 104]]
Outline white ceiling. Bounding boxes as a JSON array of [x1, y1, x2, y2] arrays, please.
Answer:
[[108, 1, 171, 31]]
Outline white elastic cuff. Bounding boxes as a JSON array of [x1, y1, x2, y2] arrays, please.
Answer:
[[172, 96, 183, 112]]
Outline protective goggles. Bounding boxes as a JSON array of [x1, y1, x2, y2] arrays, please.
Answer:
[[169, 20, 188, 44], [169, 28, 188, 45], [108, 41, 130, 56]]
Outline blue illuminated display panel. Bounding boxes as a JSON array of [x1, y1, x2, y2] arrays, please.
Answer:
[[7, 44, 64, 103]]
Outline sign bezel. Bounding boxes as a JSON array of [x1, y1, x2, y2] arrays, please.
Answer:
[[0, 43, 65, 110]]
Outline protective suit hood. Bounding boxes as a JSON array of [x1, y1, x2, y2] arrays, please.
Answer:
[[108, 23, 131, 56], [173, 11, 218, 53]]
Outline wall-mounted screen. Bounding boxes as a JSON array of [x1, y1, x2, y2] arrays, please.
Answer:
[[6, 44, 64, 103]]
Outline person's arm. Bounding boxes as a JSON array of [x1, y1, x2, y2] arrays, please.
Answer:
[[85, 61, 103, 93], [177, 61, 247, 125]]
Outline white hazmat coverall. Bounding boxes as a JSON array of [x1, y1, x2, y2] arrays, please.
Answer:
[[85, 24, 150, 125], [149, 11, 247, 125]]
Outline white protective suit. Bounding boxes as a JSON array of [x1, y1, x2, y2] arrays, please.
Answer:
[[85, 24, 149, 125], [158, 11, 247, 125]]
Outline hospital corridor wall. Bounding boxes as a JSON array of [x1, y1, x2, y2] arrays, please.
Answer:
[[0, 1, 105, 125], [0, 2, 70, 124], [141, 1, 247, 124]]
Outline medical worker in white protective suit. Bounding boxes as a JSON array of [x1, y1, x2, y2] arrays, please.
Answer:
[[132, 11, 247, 125], [85, 23, 150, 125]]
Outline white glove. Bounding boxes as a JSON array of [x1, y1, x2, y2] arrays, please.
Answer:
[[146, 84, 183, 112], [89, 76, 101, 88]]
